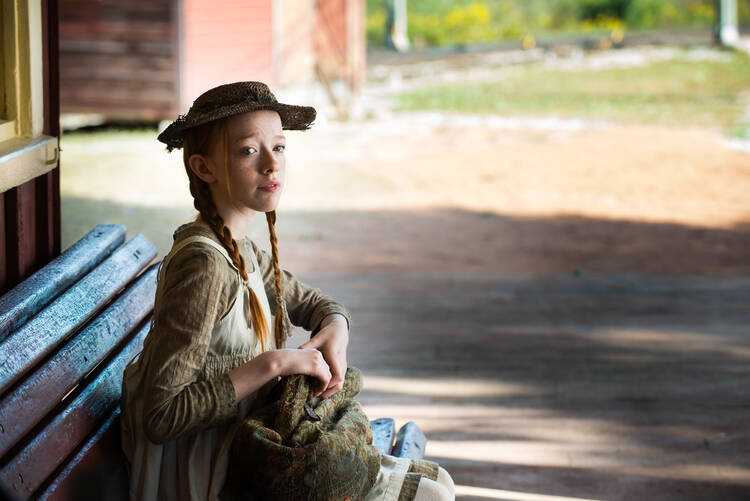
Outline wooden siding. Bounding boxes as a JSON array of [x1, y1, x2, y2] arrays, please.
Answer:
[[58, 0, 178, 120], [181, 0, 273, 109], [276, 0, 316, 86], [314, 0, 365, 90], [346, 0, 366, 91], [0, 167, 60, 297], [315, 0, 348, 73]]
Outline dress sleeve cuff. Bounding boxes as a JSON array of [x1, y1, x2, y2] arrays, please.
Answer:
[[215, 371, 240, 420], [310, 306, 351, 336]]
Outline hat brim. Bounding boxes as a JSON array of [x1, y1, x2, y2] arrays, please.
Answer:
[[158, 101, 316, 151]]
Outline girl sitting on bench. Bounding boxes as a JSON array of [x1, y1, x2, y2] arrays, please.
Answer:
[[119, 81, 455, 501]]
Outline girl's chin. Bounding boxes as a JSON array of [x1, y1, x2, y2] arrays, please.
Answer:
[[247, 204, 277, 214], [249, 199, 281, 213]]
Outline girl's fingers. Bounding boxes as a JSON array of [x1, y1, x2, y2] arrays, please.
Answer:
[[318, 355, 346, 398], [316, 360, 332, 397], [298, 336, 321, 350]]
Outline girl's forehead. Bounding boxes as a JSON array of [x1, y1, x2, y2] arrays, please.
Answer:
[[227, 110, 283, 140]]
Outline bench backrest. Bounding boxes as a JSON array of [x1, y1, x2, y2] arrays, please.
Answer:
[[0, 224, 159, 500]]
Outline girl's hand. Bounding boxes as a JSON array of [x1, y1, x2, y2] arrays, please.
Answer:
[[297, 313, 349, 399], [271, 348, 332, 397]]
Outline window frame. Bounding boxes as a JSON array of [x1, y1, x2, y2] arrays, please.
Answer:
[[0, 0, 58, 194]]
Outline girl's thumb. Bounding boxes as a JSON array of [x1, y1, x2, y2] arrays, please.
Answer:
[[298, 337, 320, 350]]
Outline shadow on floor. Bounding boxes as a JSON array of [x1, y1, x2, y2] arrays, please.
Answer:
[[61, 195, 750, 500]]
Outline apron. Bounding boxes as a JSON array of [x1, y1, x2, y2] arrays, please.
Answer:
[[120, 234, 276, 501], [120, 234, 423, 500]]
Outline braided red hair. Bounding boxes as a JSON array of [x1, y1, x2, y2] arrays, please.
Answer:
[[181, 119, 287, 351]]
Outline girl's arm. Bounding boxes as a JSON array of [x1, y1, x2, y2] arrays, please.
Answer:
[[247, 240, 350, 398], [141, 246, 252, 444], [228, 346, 333, 400]]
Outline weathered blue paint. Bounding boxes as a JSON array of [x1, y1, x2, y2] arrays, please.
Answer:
[[0, 263, 158, 458], [0, 234, 157, 395], [0, 319, 149, 497], [370, 417, 395, 455], [391, 421, 426, 459], [0, 224, 126, 339], [36, 406, 128, 501]]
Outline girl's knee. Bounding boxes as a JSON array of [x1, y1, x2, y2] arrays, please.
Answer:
[[413, 477, 453, 501], [436, 466, 455, 497]]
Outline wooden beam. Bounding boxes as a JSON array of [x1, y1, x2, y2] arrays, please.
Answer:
[[36, 408, 129, 501], [42, 0, 60, 138], [0, 224, 125, 337], [391, 421, 426, 459], [0, 264, 158, 459], [0, 234, 157, 394], [0, 191, 6, 293], [5, 180, 37, 285], [370, 417, 395, 455], [0, 321, 149, 498]]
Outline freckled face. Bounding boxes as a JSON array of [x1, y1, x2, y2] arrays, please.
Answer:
[[208, 109, 286, 214]]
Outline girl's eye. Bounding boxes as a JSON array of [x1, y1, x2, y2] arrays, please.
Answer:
[[241, 145, 284, 155]]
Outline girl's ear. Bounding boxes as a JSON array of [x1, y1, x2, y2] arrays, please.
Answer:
[[188, 153, 217, 184]]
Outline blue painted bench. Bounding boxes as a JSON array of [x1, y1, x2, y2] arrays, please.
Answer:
[[0, 224, 426, 500]]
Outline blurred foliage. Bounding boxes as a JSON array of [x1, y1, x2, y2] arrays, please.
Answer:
[[391, 49, 750, 135], [367, 0, 744, 48]]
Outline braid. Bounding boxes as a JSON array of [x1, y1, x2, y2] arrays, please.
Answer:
[[266, 210, 287, 348], [182, 120, 270, 351]]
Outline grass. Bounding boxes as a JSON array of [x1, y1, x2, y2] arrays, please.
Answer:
[[391, 48, 750, 136]]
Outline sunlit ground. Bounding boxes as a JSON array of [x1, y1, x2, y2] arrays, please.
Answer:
[[61, 47, 750, 251], [278, 270, 750, 500], [60, 116, 750, 254], [453, 486, 604, 501]]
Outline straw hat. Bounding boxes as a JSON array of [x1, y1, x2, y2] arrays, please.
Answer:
[[157, 81, 316, 151]]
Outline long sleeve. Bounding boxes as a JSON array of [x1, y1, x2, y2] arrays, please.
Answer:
[[141, 245, 240, 445], [248, 240, 351, 335]]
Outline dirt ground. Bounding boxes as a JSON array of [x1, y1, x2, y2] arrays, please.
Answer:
[[59, 46, 750, 501], [62, 117, 750, 276], [274, 117, 750, 501], [272, 118, 750, 276], [59, 117, 750, 501]]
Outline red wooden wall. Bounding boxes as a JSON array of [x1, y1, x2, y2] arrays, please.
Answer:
[[314, 0, 366, 91], [181, 0, 274, 108], [58, 0, 178, 120]]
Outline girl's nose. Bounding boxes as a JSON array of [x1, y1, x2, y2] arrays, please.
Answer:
[[262, 160, 279, 175], [260, 147, 280, 174]]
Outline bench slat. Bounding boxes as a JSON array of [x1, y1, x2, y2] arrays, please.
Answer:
[[0, 320, 149, 499], [0, 234, 157, 395], [391, 421, 427, 459], [36, 408, 129, 501], [370, 417, 395, 455], [0, 224, 126, 339], [0, 263, 158, 458]]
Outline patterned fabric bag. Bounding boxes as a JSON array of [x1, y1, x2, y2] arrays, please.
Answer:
[[226, 366, 382, 500]]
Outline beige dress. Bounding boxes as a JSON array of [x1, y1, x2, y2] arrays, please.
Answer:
[[121, 234, 276, 500], [120, 221, 439, 501]]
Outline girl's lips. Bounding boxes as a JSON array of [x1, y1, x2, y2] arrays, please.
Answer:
[[259, 182, 280, 192]]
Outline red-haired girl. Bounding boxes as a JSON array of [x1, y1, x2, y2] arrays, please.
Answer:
[[119, 82, 454, 501]]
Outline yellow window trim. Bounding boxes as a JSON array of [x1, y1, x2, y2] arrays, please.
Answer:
[[0, 0, 50, 191], [0, 120, 16, 141], [0, 134, 57, 193]]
